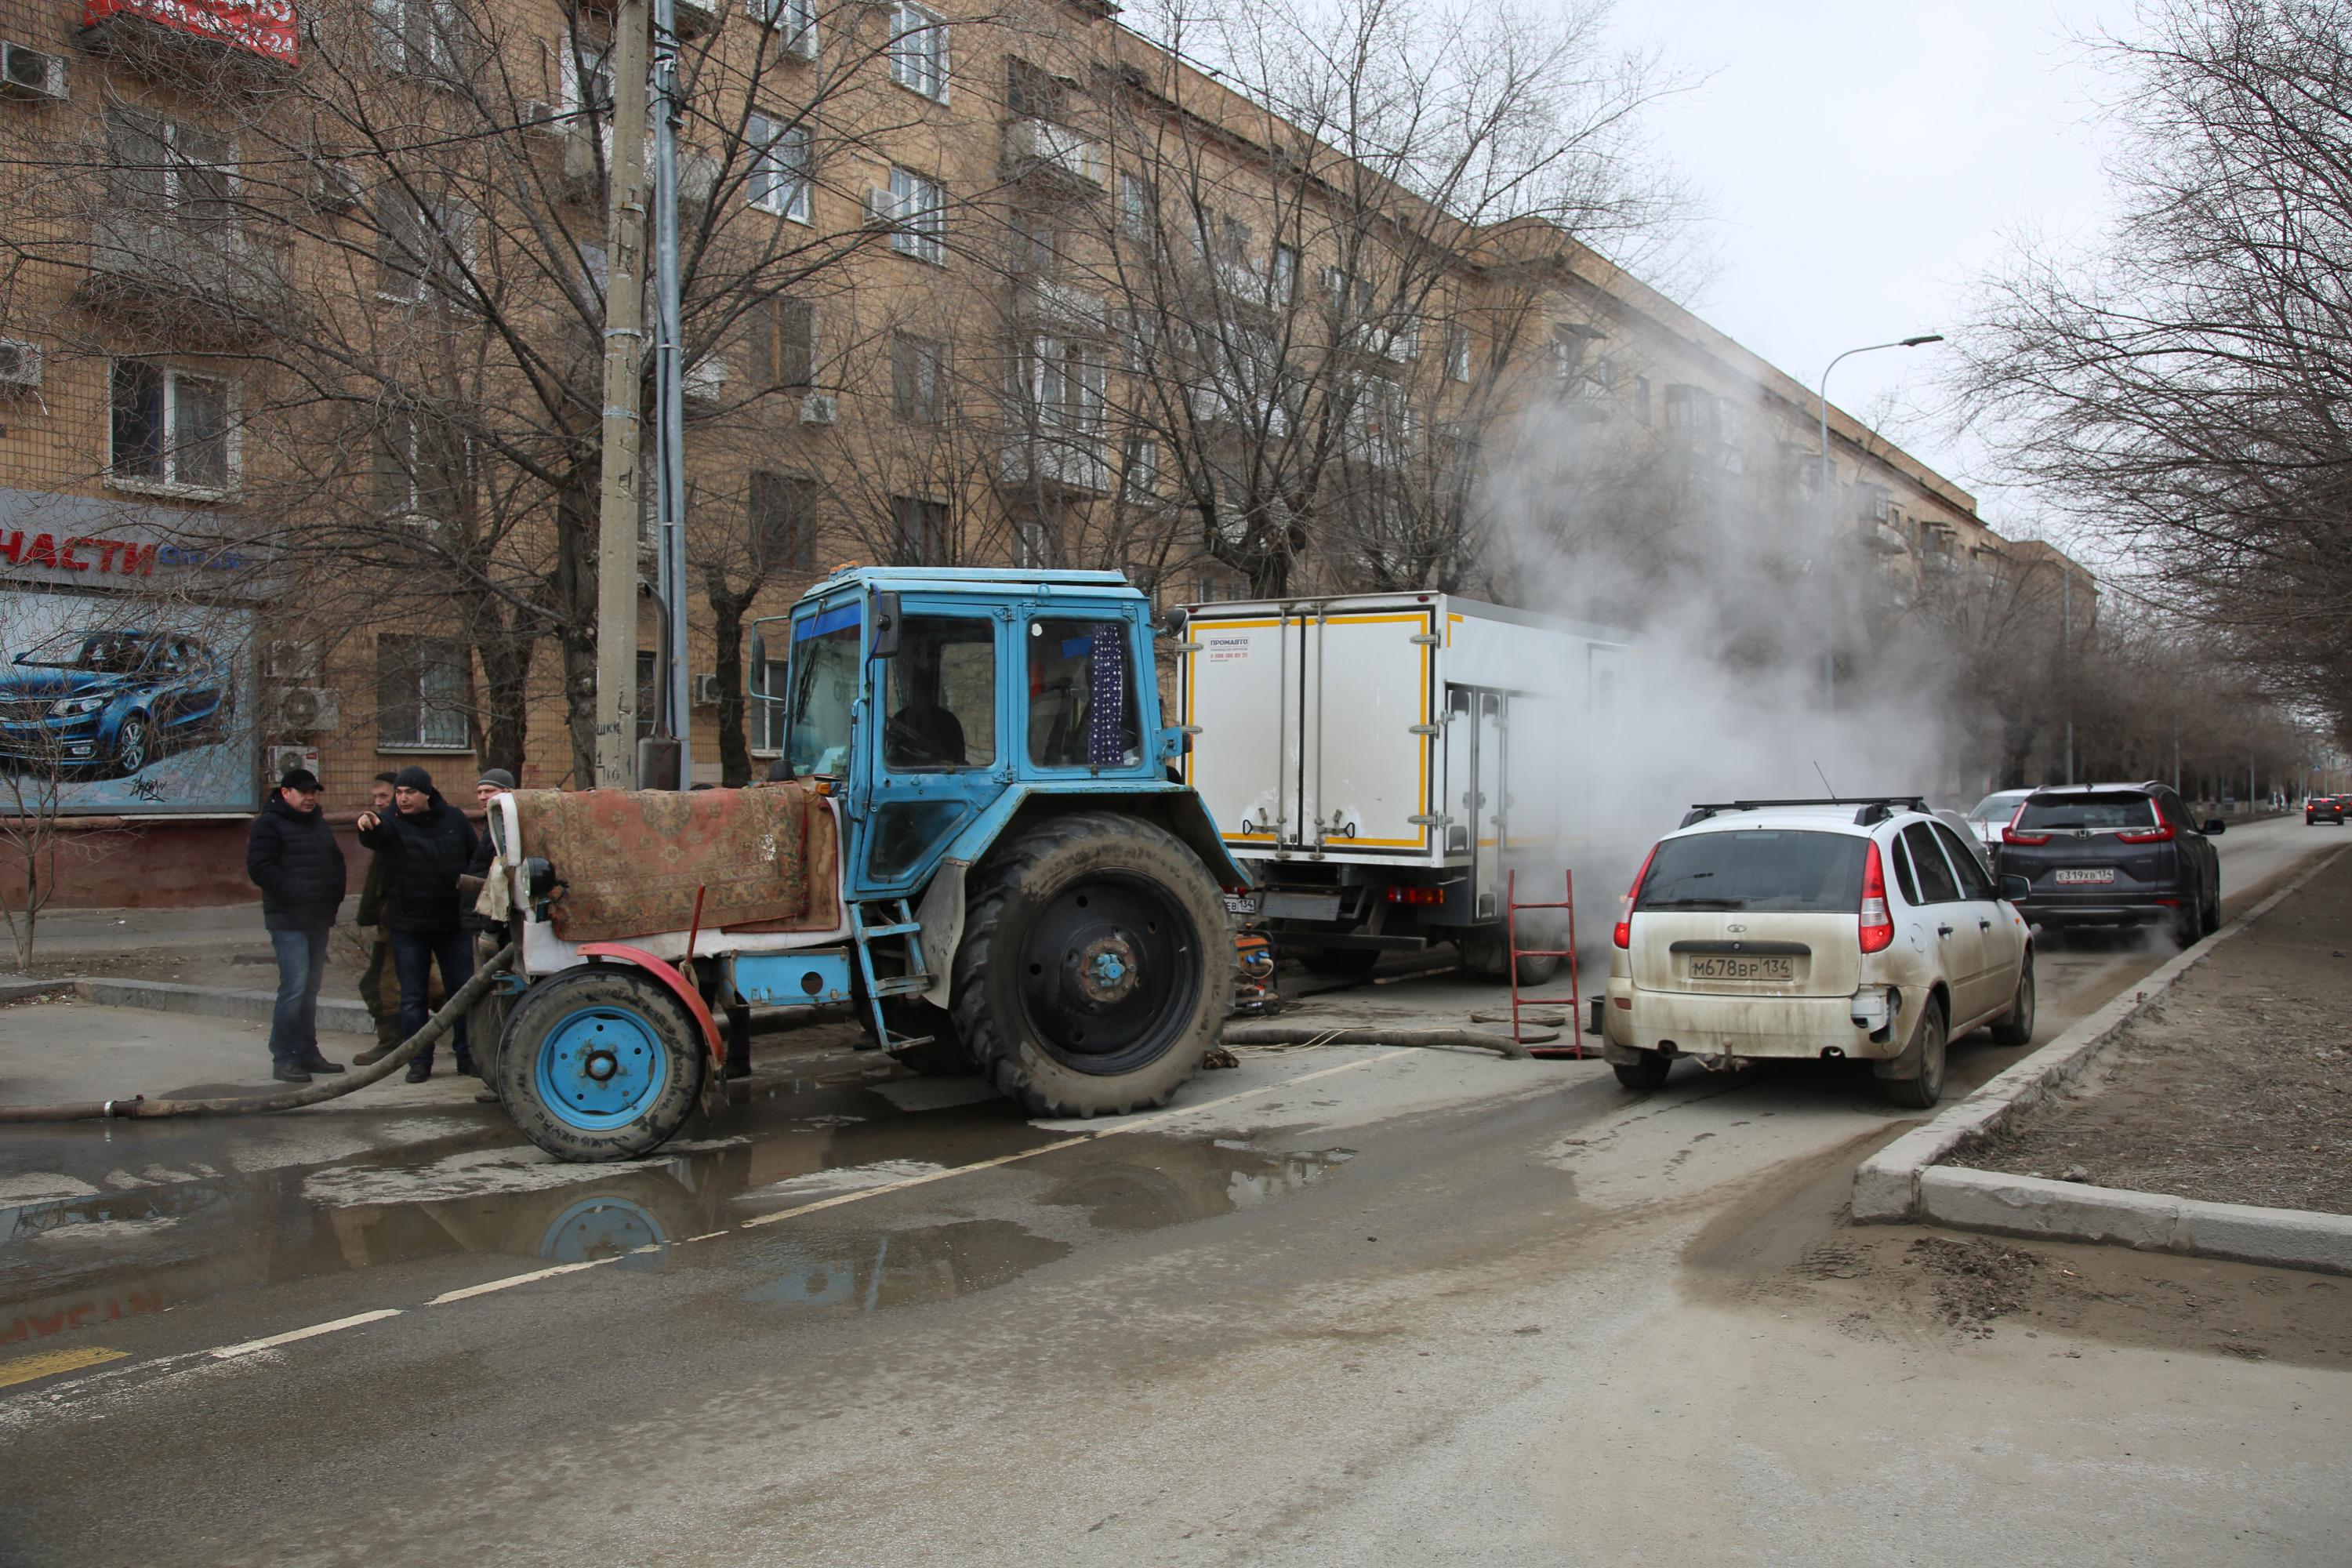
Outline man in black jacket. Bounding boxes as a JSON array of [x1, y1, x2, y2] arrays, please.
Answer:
[[246, 767, 350, 1083], [357, 764, 477, 1083]]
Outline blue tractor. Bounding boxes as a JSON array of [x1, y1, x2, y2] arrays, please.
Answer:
[[481, 568, 1247, 1160]]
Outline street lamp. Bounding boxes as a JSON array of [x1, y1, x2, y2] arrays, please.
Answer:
[[1814, 333, 1944, 709]]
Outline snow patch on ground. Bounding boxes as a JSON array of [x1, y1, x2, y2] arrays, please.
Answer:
[[0, 1173, 101, 1206]]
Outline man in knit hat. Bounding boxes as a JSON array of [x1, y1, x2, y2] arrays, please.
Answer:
[[357, 764, 477, 1083]]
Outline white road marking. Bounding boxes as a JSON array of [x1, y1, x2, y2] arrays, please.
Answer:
[[739, 1047, 1414, 1228], [209, 1309, 403, 1359], [426, 1258, 620, 1305]]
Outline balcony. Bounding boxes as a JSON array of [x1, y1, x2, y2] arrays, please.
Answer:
[[1003, 118, 1105, 189], [1014, 277, 1108, 333], [1001, 437, 1109, 493], [83, 217, 291, 340], [559, 125, 720, 206]]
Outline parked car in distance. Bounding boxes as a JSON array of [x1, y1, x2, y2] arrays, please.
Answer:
[[1998, 782, 2223, 944], [2307, 794, 2345, 826], [1965, 789, 2037, 858], [0, 629, 234, 779], [1601, 797, 2035, 1109]]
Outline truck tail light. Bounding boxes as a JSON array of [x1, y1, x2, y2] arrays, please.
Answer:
[[1860, 840, 1894, 954], [1385, 886, 1445, 906], [1613, 843, 1658, 949]]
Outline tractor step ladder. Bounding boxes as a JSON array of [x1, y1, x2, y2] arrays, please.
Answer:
[[849, 899, 934, 1047], [1506, 869, 1583, 1058]]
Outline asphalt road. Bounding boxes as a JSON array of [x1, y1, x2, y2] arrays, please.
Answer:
[[0, 816, 2342, 1566]]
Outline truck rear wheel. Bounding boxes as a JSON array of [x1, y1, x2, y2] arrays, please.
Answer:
[[497, 967, 706, 1161], [953, 812, 1230, 1118], [1457, 931, 1561, 985]]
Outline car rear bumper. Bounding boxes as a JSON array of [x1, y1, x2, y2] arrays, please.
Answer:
[[2016, 898, 2176, 927], [1604, 978, 1913, 1062]]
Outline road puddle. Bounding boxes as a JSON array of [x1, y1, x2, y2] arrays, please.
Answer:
[[0, 1064, 1354, 1347]]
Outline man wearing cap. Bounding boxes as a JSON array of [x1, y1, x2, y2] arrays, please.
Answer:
[[246, 768, 350, 1083], [357, 764, 478, 1083]]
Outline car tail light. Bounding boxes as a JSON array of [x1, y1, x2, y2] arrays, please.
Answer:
[[2002, 804, 2050, 847], [2117, 815, 2175, 844], [1613, 843, 1658, 949], [1859, 840, 1894, 954]]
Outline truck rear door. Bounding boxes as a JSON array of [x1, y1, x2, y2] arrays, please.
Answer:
[[1181, 610, 1299, 849], [1299, 605, 1438, 856]]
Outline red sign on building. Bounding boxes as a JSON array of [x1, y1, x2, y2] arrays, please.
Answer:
[[81, 0, 299, 65]]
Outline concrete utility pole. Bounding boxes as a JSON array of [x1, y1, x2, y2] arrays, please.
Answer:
[[2061, 568, 2075, 786], [651, 0, 690, 787], [592, 0, 653, 789], [1814, 334, 1942, 712]]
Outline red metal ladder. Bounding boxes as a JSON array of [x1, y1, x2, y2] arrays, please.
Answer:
[[1506, 869, 1584, 1057]]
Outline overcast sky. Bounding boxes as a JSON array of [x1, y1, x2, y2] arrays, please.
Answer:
[[1614, 0, 2143, 537]]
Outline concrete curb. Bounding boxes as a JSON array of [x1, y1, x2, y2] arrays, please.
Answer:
[[71, 976, 376, 1036], [0, 978, 78, 1004], [1853, 844, 2350, 1226], [1918, 1166, 2352, 1276]]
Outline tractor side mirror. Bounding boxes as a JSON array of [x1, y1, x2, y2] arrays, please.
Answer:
[[1160, 606, 1187, 637], [871, 591, 902, 660], [749, 626, 767, 680]]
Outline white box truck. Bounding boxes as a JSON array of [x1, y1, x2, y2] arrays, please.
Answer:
[[1175, 592, 1630, 981]]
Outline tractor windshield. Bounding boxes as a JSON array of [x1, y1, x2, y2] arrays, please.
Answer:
[[782, 608, 860, 779]]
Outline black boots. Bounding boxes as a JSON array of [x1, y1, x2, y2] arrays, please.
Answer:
[[271, 1061, 312, 1084], [299, 1053, 347, 1075], [405, 1058, 433, 1084]]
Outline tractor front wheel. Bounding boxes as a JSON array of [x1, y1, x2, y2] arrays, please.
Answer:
[[954, 812, 1230, 1118], [497, 966, 706, 1161]]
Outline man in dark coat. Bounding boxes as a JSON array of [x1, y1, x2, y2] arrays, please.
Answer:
[[357, 764, 477, 1083], [246, 767, 350, 1083], [350, 771, 404, 1063]]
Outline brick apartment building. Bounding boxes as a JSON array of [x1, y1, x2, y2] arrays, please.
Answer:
[[0, 0, 2082, 904]]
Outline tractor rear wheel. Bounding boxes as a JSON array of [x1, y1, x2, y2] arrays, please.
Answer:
[[953, 812, 1230, 1118], [497, 966, 706, 1161]]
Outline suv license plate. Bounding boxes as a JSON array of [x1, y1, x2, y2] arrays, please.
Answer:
[[1686, 955, 1796, 982], [2053, 868, 2115, 884]]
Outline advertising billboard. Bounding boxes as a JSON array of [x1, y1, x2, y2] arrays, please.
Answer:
[[0, 587, 258, 815], [80, 0, 299, 65]]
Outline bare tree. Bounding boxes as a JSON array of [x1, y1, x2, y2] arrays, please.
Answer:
[[1956, 0, 2352, 733]]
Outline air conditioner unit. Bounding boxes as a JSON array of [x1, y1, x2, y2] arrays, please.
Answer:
[[517, 98, 560, 132], [691, 673, 722, 707], [799, 393, 837, 426], [0, 337, 41, 390], [0, 42, 67, 103], [260, 639, 320, 681], [273, 687, 339, 733], [267, 743, 320, 782]]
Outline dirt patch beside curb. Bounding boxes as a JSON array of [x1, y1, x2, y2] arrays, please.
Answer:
[[1951, 849, 2352, 1217]]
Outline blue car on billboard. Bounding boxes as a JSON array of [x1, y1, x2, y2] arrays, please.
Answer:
[[0, 629, 236, 779]]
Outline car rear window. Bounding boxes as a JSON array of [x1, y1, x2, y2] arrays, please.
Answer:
[[2013, 793, 2159, 831], [1635, 829, 1867, 914]]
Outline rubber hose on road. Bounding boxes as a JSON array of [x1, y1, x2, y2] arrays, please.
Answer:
[[0, 944, 516, 1123], [1220, 1021, 1537, 1060]]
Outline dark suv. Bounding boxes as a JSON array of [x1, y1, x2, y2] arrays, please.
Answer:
[[1998, 782, 2223, 943]]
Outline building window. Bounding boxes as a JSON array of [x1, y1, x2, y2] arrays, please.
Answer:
[[109, 363, 231, 496], [1116, 173, 1152, 241], [750, 297, 815, 390], [748, 0, 817, 56], [372, 412, 465, 521], [372, 0, 464, 78], [747, 113, 811, 221], [376, 634, 472, 750], [1122, 437, 1160, 503], [106, 110, 234, 230], [375, 192, 474, 303], [1018, 335, 1106, 437], [1633, 375, 1651, 423], [893, 495, 950, 564], [750, 470, 817, 572], [887, 4, 949, 103], [886, 167, 946, 264], [1012, 516, 1054, 569], [1011, 215, 1058, 277], [1269, 242, 1298, 307], [1663, 383, 1719, 437], [1006, 57, 1065, 121], [892, 335, 944, 424], [1443, 324, 1471, 383]]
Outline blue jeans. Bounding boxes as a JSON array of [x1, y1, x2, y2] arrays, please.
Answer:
[[391, 928, 474, 1067], [267, 926, 330, 1067]]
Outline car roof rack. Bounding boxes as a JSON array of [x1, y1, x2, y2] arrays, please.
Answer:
[[1680, 796, 1930, 829]]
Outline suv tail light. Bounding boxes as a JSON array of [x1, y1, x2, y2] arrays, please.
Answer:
[[1613, 843, 1658, 949], [2116, 820, 2175, 844], [1859, 839, 1894, 954], [2002, 804, 2050, 846]]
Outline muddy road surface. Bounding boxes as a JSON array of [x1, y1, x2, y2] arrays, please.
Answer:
[[0, 820, 2343, 1566]]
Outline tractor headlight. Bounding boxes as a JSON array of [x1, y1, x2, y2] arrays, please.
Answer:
[[48, 695, 103, 718]]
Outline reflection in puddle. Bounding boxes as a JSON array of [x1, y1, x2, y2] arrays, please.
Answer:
[[0, 1069, 1357, 1348]]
